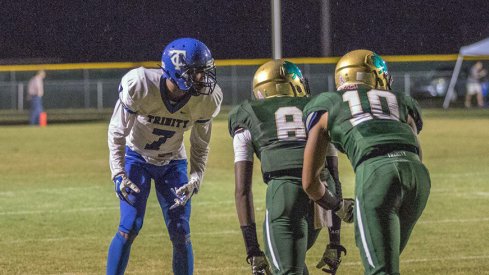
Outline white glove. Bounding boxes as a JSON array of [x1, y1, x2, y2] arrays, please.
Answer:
[[113, 174, 140, 206], [170, 177, 199, 210]]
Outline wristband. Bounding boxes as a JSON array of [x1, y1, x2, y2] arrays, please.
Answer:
[[240, 223, 262, 257], [314, 189, 341, 211]]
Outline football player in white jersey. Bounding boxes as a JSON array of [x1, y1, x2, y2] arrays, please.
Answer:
[[106, 38, 223, 275]]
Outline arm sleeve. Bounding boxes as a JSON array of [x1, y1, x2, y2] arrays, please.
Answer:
[[189, 120, 212, 188], [233, 128, 254, 163], [108, 99, 136, 179]]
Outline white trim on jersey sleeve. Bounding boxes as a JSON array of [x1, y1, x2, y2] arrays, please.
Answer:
[[233, 128, 254, 163], [108, 99, 136, 179]]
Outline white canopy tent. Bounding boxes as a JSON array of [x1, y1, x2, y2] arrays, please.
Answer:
[[443, 37, 489, 108]]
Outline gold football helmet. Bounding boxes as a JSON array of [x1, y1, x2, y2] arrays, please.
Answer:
[[335, 49, 392, 90], [252, 59, 310, 99]]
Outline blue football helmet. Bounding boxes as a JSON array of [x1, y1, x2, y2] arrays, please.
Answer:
[[161, 38, 217, 95]]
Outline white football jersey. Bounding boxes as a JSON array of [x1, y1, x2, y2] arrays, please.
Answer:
[[108, 67, 223, 179]]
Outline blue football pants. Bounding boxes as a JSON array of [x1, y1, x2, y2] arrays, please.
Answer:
[[107, 147, 193, 275]]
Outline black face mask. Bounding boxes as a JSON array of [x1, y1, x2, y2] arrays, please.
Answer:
[[181, 65, 217, 96]]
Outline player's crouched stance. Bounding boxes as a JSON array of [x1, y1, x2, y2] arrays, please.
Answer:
[[106, 38, 222, 275], [303, 50, 430, 275], [229, 59, 354, 275]]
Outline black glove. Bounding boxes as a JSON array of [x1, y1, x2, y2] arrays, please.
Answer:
[[316, 243, 347, 274], [246, 251, 272, 275], [335, 198, 354, 223]]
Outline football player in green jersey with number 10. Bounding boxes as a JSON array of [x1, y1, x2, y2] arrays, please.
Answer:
[[302, 50, 431, 275], [228, 59, 354, 275]]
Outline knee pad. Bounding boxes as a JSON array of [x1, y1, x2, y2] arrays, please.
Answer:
[[171, 233, 192, 247], [167, 217, 191, 245], [119, 206, 144, 235], [118, 230, 138, 242]]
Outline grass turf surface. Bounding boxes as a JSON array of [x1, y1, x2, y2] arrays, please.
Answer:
[[0, 109, 488, 274]]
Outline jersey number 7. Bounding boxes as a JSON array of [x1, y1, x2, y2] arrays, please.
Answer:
[[144, 128, 176, 150]]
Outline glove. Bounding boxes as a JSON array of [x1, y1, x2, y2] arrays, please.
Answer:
[[247, 254, 272, 275], [169, 177, 199, 210], [113, 174, 140, 206], [335, 198, 354, 223], [316, 244, 347, 274]]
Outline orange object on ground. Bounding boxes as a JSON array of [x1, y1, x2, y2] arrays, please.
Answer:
[[39, 112, 47, 127]]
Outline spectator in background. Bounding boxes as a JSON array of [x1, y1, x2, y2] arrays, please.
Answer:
[[482, 81, 489, 107], [27, 70, 46, 125], [465, 61, 487, 108]]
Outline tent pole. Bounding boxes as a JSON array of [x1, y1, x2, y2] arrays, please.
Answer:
[[443, 54, 464, 109]]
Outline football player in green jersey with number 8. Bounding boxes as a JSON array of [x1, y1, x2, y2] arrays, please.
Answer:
[[229, 59, 354, 274], [302, 50, 431, 275]]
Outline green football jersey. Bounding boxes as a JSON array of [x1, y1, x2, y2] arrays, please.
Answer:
[[303, 86, 423, 169], [228, 97, 311, 174]]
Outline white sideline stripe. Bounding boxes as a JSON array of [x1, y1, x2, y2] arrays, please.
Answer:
[[0, 186, 107, 197], [418, 217, 489, 224], [2, 205, 489, 225], [356, 197, 375, 268], [0, 199, 265, 216], [0, 206, 118, 215], [1, 230, 243, 244], [265, 209, 280, 271], [0, 202, 236, 216], [341, 254, 489, 266], [4, 213, 489, 244]]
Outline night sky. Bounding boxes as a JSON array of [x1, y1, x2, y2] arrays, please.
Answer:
[[1, 0, 489, 63]]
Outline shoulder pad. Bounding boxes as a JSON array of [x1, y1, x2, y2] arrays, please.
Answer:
[[198, 84, 223, 120], [228, 101, 252, 137], [119, 67, 148, 113]]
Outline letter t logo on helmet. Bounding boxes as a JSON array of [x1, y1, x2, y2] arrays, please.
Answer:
[[169, 50, 187, 71], [161, 38, 217, 95]]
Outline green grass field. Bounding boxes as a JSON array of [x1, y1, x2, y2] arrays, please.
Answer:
[[1, 109, 489, 274]]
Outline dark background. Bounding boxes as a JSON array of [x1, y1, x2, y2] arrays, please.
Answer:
[[1, 0, 489, 63]]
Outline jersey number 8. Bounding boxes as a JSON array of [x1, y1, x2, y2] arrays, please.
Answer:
[[275, 106, 306, 141]]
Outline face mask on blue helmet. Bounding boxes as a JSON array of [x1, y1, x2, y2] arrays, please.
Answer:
[[161, 38, 217, 95]]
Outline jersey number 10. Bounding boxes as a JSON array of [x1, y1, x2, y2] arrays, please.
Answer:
[[343, 89, 400, 127]]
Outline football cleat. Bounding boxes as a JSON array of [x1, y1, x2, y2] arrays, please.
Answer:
[[252, 59, 310, 99], [335, 49, 392, 91]]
